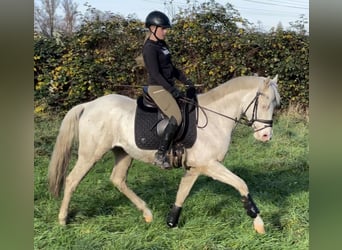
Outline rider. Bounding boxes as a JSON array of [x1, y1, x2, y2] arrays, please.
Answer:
[[143, 10, 194, 169]]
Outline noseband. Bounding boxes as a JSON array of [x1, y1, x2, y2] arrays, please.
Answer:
[[240, 92, 273, 132]]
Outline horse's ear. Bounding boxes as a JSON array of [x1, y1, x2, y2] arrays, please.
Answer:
[[263, 77, 271, 88], [270, 75, 279, 88], [263, 75, 278, 89], [271, 74, 278, 84]]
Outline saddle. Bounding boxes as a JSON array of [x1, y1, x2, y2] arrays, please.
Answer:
[[134, 87, 198, 167]]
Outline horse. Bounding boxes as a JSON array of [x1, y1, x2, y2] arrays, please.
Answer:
[[48, 75, 280, 234]]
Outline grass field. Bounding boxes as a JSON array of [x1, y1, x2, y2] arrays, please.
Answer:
[[34, 108, 309, 250]]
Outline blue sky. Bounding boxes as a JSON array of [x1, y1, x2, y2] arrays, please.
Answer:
[[74, 0, 309, 31]]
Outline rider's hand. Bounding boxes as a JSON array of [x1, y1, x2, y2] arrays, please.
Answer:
[[186, 86, 196, 98], [185, 79, 194, 87], [171, 88, 184, 99]]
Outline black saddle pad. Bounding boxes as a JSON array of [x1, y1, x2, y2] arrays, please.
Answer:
[[134, 97, 197, 150]]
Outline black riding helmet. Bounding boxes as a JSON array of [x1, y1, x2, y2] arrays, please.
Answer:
[[145, 11, 171, 28]]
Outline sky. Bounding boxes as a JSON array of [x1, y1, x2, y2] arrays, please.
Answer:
[[73, 0, 309, 31]]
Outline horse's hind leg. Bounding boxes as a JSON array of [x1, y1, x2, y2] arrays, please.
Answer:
[[58, 156, 97, 225], [167, 167, 199, 227], [110, 147, 153, 223]]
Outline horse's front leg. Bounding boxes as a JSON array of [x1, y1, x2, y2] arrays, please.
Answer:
[[202, 160, 265, 234], [167, 167, 199, 227]]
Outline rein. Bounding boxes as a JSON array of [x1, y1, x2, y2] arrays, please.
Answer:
[[180, 92, 273, 131]]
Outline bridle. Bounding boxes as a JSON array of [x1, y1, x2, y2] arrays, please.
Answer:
[[180, 91, 273, 132], [239, 92, 273, 132]]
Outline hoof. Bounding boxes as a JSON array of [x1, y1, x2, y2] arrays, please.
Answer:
[[144, 215, 153, 223], [58, 218, 67, 226], [143, 210, 153, 223], [253, 215, 265, 234]]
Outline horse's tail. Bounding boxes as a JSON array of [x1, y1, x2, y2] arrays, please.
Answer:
[[48, 104, 85, 197]]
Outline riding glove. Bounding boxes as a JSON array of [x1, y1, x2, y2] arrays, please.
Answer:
[[185, 79, 194, 87], [171, 88, 184, 99]]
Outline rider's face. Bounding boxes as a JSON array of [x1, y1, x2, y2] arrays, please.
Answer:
[[150, 26, 168, 40]]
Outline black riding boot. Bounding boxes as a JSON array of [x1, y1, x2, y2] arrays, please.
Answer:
[[155, 117, 178, 169]]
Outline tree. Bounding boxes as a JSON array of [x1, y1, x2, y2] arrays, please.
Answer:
[[34, 0, 61, 37], [289, 14, 308, 35], [276, 21, 284, 32], [256, 20, 265, 32], [60, 0, 78, 35]]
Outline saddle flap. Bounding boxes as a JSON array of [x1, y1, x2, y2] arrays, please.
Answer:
[[135, 88, 198, 150]]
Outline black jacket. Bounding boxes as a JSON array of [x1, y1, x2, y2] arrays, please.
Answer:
[[143, 39, 187, 92]]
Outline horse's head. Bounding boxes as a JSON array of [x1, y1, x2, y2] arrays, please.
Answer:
[[243, 75, 280, 142]]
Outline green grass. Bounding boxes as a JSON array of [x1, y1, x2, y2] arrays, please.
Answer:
[[34, 110, 309, 249]]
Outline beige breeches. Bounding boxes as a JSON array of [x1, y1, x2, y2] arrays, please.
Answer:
[[147, 85, 182, 125]]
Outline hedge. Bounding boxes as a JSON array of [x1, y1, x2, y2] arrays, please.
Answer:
[[34, 1, 308, 113]]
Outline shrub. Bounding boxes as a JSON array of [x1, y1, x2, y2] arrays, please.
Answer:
[[34, 0, 308, 113]]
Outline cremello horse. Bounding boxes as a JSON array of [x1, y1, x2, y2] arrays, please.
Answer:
[[48, 75, 280, 234]]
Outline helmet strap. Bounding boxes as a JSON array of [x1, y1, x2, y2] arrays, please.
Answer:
[[149, 26, 161, 41]]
